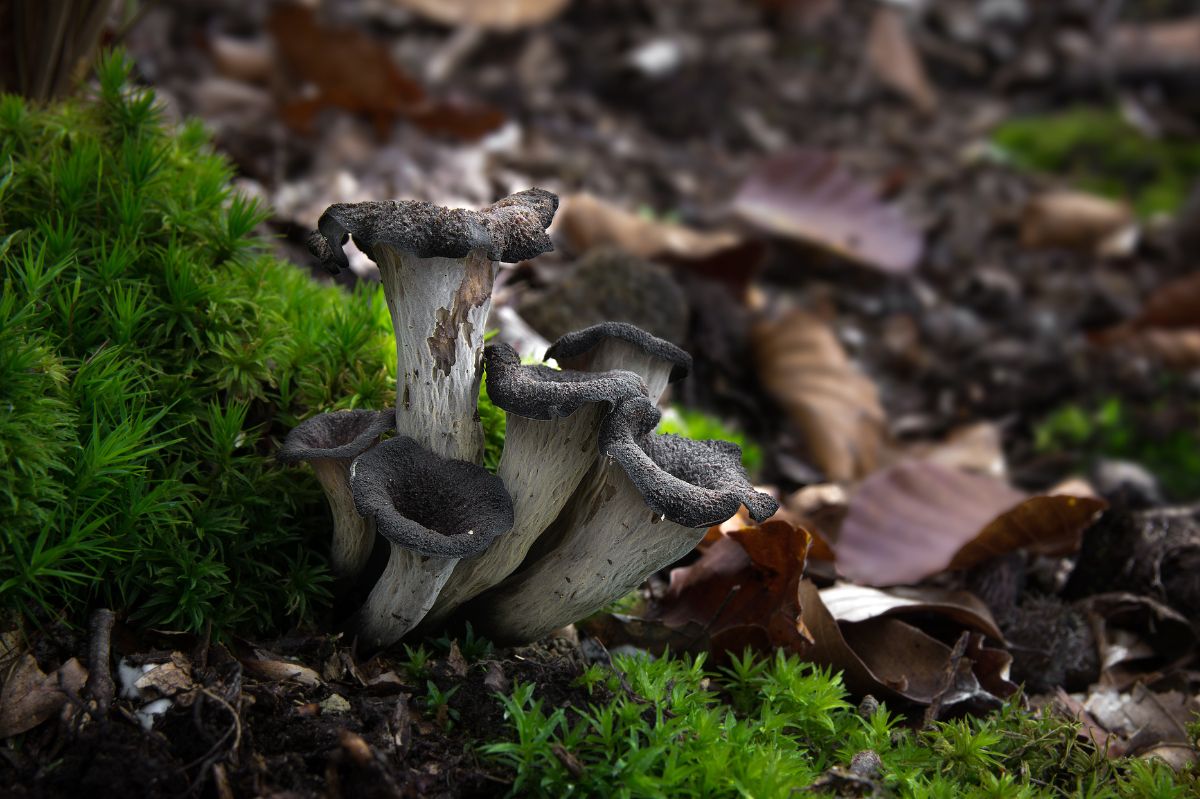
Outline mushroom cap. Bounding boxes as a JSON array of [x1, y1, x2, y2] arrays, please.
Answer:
[[277, 409, 396, 463], [600, 397, 778, 527], [308, 188, 559, 274], [545, 322, 692, 383], [350, 436, 514, 559], [483, 342, 648, 420]]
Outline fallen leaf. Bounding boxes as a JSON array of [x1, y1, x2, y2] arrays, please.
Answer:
[[393, 0, 571, 31], [752, 311, 886, 481], [1020, 190, 1136, 255], [1095, 271, 1200, 368], [133, 652, 194, 698], [243, 654, 322, 687], [1078, 592, 1195, 688], [0, 655, 88, 738], [1109, 18, 1200, 76], [819, 583, 1003, 642], [866, 7, 937, 113], [836, 460, 1104, 586], [208, 33, 274, 84], [647, 520, 814, 656], [267, 5, 504, 140], [901, 422, 1006, 478], [732, 150, 924, 274], [1083, 684, 1199, 761], [797, 580, 1014, 710]]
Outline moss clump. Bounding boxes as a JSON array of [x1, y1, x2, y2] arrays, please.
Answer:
[[992, 107, 1200, 217], [0, 52, 410, 635], [487, 649, 1200, 798]]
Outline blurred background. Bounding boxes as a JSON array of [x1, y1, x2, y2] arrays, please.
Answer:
[[5, 0, 1198, 502]]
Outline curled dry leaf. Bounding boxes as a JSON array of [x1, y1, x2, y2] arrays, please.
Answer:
[[1020, 190, 1136, 256], [393, 0, 571, 31], [646, 520, 814, 656], [865, 6, 937, 113], [752, 311, 886, 481], [553, 193, 763, 283], [797, 580, 1014, 710], [1096, 271, 1200, 369], [732, 150, 923, 274], [267, 4, 504, 140], [836, 460, 1105, 586], [819, 583, 1003, 642], [0, 655, 88, 738], [242, 654, 323, 688]]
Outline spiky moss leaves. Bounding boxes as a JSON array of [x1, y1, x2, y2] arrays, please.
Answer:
[[486, 649, 1199, 798], [0, 51, 405, 635]]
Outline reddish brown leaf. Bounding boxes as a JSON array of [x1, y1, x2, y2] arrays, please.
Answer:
[[393, 0, 571, 31], [732, 150, 923, 274], [752, 311, 886, 481], [1096, 271, 1200, 369], [865, 7, 937, 113], [648, 520, 814, 655], [267, 5, 504, 140], [837, 460, 1103, 586]]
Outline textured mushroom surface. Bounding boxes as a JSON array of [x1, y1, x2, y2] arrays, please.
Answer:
[[600, 397, 779, 527], [350, 436, 514, 559], [277, 409, 395, 463], [483, 342, 646, 419], [546, 322, 692, 383], [308, 188, 558, 274]]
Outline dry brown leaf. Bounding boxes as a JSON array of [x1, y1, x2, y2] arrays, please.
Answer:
[[865, 7, 937, 113], [394, 0, 570, 31], [648, 520, 815, 657], [267, 5, 504, 140], [0, 655, 87, 738], [819, 583, 1003, 641], [797, 580, 1014, 709], [900, 422, 1006, 478], [1109, 18, 1200, 75], [556, 193, 745, 261], [243, 655, 322, 687], [208, 33, 274, 84], [1020, 191, 1136, 255], [753, 311, 886, 481], [837, 460, 1103, 586], [732, 150, 923, 274], [1095, 271, 1200, 368]]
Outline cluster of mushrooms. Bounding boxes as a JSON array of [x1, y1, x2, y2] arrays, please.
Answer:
[[279, 189, 778, 652]]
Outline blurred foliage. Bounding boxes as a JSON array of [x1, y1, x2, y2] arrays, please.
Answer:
[[992, 107, 1200, 216], [0, 52, 401, 636], [1035, 396, 1200, 500], [656, 406, 763, 475]]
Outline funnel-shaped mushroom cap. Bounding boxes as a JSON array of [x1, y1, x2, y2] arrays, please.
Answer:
[[546, 322, 692, 383], [351, 436, 514, 559], [483, 343, 647, 420], [601, 397, 778, 527], [308, 188, 559, 274], [277, 409, 396, 463]]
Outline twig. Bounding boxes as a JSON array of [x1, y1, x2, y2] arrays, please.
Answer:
[[923, 631, 971, 728], [85, 608, 116, 719]]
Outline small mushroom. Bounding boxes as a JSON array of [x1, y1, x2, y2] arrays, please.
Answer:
[[545, 322, 692, 404], [347, 436, 513, 651], [307, 189, 559, 463], [422, 342, 647, 624], [277, 409, 395, 579], [472, 396, 777, 644]]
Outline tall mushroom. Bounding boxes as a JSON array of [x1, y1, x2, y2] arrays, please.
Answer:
[[348, 435, 513, 651], [545, 322, 692, 404], [277, 409, 395, 579], [471, 396, 777, 644], [307, 189, 559, 463], [422, 342, 647, 624]]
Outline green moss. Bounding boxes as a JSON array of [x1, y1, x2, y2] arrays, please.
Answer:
[[656, 405, 763, 475], [1035, 396, 1200, 501], [0, 52, 400, 635], [992, 107, 1200, 217], [485, 648, 1199, 798]]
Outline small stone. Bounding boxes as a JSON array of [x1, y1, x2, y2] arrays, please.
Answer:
[[320, 693, 352, 715]]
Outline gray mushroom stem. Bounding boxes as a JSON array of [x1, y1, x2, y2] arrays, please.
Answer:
[[347, 435, 513, 652], [308, 189, 559, 463], [422, 344, 646, 625], [472, 396, 778, 644]]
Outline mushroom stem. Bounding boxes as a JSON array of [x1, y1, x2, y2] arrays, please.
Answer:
[[561, 338, 674, 403], [349, 546, 457, 651], [422, 405, 605, 623], [471, 459, 701, 644], [310, 459, 376, 579], [378, 248, 495, 463]]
